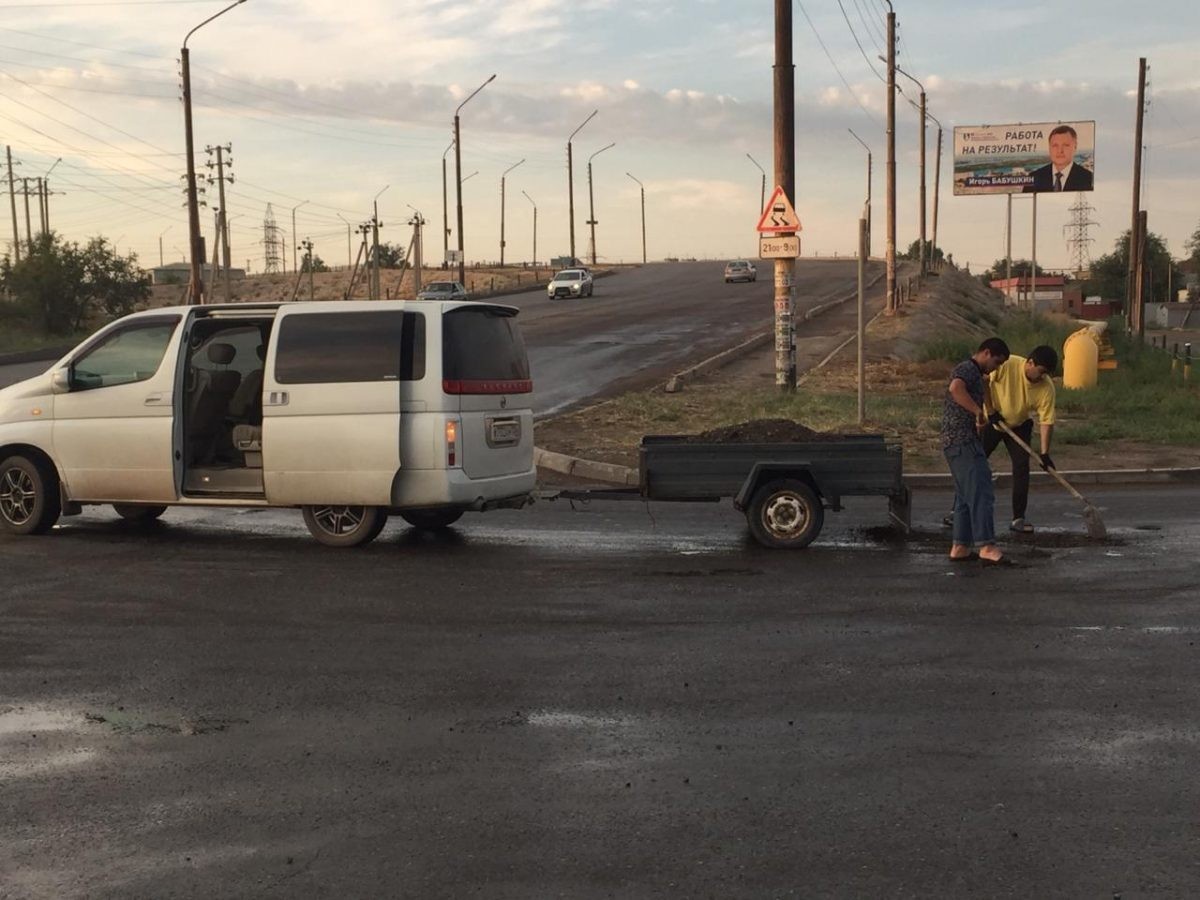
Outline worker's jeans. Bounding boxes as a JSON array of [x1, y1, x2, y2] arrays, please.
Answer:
[[944, 439, 996, 547], [982, 418, 1034, 520]]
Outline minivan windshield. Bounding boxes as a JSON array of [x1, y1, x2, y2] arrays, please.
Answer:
[[442, 307, 531, 393]]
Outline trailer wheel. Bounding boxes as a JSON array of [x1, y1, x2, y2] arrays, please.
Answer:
[[746, 479, 823, 549]]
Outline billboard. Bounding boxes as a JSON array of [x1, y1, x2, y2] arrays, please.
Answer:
[[953, 121, 1095, 195]]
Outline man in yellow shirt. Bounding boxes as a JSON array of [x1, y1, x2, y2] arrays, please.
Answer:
[[984, 345, 1059, 533], [942, 345, 1058, 534]]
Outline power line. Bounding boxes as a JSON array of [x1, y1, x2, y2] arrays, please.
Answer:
[[835, 0, 888, 84], [796, 1, 881, 127], [851, 0, 886, 53]]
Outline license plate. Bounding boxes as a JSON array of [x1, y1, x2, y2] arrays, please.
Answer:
[[489, 419, 520, 445]]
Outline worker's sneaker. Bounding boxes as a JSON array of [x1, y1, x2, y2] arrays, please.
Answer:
[[1010, 518, 1034, 533]]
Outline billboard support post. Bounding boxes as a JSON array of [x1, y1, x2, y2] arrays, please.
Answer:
[[1005, 194, 1012, 284], [1031, 193, 1037, 310]]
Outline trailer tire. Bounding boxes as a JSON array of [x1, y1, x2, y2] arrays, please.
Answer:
[[746, 478, 823, 549]]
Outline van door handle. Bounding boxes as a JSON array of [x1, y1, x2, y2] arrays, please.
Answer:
[[266, 391, 289, 406], [144, 392, 170, 406]]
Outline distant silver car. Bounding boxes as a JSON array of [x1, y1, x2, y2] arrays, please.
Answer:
[[547, 268, 594, 300], [417, 281, 469, 301], [724, 260, 757, 283]]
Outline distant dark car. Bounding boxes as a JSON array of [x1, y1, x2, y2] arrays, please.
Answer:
[[416, 281, 468, 301], [724, 260, 757, 283]]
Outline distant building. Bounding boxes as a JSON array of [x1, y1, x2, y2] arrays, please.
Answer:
[[989, 275, 1072, 314], [1066, 295, 1120, 321], [150, 261, 246, 285]]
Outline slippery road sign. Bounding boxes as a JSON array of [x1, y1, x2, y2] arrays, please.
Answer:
[[755, 186, 801, 234]]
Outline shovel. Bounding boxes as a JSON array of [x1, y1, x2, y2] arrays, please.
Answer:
[[996, 420, 1107, 540]]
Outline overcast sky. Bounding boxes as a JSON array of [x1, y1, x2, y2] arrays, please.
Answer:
[[0, 0, 1195, 274]]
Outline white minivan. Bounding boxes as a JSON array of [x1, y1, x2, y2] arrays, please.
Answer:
[[0, 300, 536, 546]]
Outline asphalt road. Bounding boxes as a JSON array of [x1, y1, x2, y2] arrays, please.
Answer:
[[0, 261, 874, 417], [3, 485, 1199, 898]]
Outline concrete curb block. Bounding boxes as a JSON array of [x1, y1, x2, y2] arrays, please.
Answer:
[[905, 467, 1200, 489], [534, 446, 639, 486]]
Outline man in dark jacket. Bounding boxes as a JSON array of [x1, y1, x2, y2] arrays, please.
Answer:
[[1023, 124, 1093, 193]]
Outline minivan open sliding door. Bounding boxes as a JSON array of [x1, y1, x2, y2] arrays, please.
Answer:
[[261, 305, 407, 506]]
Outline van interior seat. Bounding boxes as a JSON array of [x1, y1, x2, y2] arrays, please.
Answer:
[[187, 342, 242, 463], [229, 343, 265, 425]]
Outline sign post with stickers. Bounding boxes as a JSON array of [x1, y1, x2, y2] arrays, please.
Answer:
[[756, 182, 802, 389]]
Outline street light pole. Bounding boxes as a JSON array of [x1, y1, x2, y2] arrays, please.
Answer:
[[158, 225, 171, 267], [626, 172, 646, 265], [522, 190, 537, 278], [290, 199, 308, 274], [441, 138, 453, 270], [372, 184, 388, 302], [586, 142, 614, 267], [848, 130, 872, 257], [454, 73, 496, 286], [745, 152, 766, 216], [567, 109, 598, 264], [500, 158, 524, 267], [926, 111, 944, 268], [897, 65, 927, 275], [181, 0, 247, 305]]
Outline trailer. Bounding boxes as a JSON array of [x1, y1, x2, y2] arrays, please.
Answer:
[[552, 433, 911, 550]]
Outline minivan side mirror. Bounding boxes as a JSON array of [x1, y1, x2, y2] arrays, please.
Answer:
[[50, 368, 70, 394]]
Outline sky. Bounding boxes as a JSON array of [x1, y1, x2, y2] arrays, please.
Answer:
[[0, 0, 1196, 276]]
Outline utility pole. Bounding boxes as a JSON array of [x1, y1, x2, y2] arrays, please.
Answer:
[[773, 0, 797, 390], [408, 206, 425, 295], [885, 2, 897, 314], [36, 178, 45, 235], [1134, 209, 1148, 337], [5, 146, 19, 262], [442, 139, 453, 269], [158, 225, 170, 267], [499, 158, 524, 267], [180, 0, 246, 305], [1127, 57, 1148, 331], [626, 172, 646, 264], [567, 109, 598, 264], [454, 74, 495, 286], [337, 213, 352, 267], [205, 143, 234, 302], [522, 190, 537, 278], [586, 142, 615, 267], [20, 178, 32, 249], [848, 130, 872, 256], [858, 206, 867, 424], [290, 199, 308, 274]]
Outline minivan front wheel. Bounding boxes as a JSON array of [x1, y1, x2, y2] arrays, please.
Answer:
[[0, 455, 61, 536], [302, 505, 387, 547]]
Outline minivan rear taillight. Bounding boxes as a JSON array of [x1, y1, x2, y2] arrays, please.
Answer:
[[442, 379, 533, 395], [446, 418, 458, 467]]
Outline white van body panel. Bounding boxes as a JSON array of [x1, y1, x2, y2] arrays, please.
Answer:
[[261, 303, 403, 506]]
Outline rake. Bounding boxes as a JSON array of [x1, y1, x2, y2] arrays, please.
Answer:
[[996, 421, 1107, 540]]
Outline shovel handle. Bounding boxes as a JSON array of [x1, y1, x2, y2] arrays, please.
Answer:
[[995, 420, 1089, 503]]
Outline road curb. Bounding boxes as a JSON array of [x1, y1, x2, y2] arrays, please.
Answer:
[[534, 447, 639, 486]]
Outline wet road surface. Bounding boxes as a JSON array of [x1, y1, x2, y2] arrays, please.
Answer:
[[2, 485, 1199, 897]]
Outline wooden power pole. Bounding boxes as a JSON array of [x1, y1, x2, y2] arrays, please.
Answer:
[[1127, 57, 1147, 332], [773, 0, 796, 390]]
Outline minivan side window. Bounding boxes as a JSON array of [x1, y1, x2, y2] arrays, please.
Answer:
[[70, 317, 180, 391], [274, 311, 425, 384]]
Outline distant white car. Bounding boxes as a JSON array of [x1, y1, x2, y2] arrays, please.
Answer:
[[547, 269, 594, 300], [724, 260, 757, 283], [416, 281, 468, 301]]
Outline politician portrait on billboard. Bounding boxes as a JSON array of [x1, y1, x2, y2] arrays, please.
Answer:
[[953, 121, 1096, 196]]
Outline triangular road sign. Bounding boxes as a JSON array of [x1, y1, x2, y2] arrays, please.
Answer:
[[756, 186, 802, 233]]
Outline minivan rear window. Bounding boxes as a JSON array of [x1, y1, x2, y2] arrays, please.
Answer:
[[275, 311, 425, 384], [442, 307, 531, 394]]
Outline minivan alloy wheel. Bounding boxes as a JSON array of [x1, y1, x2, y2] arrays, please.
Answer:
[[0, 466, 35, 526], [301, 504, 388, 547]]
